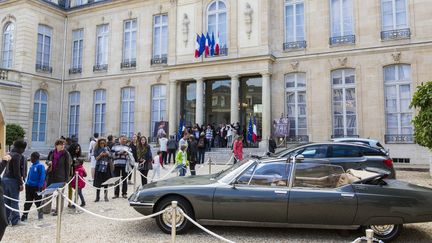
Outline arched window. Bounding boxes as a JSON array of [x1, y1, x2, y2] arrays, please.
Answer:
[[68, 91, 80, 139], [93, 89, 106, 137], [331, 69, 357, 138], [285, 73, 307, 137], [151, 85, 167, 137], [2, 23, 14, 68], [207, 0, 227, 51], [32, 90, 48, 142], [120, 87, 135, 138]]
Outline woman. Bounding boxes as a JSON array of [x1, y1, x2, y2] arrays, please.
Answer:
[[93, 138, 111, 202], [233, 135, 243, 164], [197, 132, 206, 164], [67, 143, 81, 208], [137, 136, 153, 186], [128, 134, 138, 185]]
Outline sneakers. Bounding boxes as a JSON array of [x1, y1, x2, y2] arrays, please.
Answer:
[[122, 194, 128, 199]]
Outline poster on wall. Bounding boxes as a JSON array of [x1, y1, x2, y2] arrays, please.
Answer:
[[153, 121, 169, 139], [273, 117, 290, 138]]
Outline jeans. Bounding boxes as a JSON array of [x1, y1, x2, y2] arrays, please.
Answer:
[[77, 188, 85, 205], [167, 149, 176, 163], [113, 166, 128, 196], [206, 139, 212, 151], [140, 169, 149, 186], [179, 166, 186, 176], [198, 148, 205, 164], [23, 185, 42, 217], [2, 177, 20, 225]]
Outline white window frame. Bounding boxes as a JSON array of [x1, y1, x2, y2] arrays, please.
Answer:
[[330, 0, 354, 37], [71, 29, 83, 69], [95, 24, 109, 66], [381, 0, 409, 31], [32, 89, 48, 143], [152, 14, 168, 59], [331, 69, 357, 137], [120, 87, 135, 138], [2, 22, 14, 69], [384, 64, 412, 135], [93, 89, 106, 137], [151, 85, 167, 136], [36, 24, 52, 67], [284, 0, 305, 43], [68, 91, 80, 138], [207, 0, 227, 48], [285, 73, 307, 137], [122, 19, 137, 64]]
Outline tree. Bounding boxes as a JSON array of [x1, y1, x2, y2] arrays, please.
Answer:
[[6, 123, 25, 151], [410, 82, 432, 150]]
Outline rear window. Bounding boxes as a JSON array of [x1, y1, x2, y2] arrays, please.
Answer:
[[360, 146, 385, 156], [330, 145, 362, 157]]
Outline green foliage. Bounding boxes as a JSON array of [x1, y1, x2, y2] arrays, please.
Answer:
[[410, 82, 432, 150], [6, 123, 25, 147]]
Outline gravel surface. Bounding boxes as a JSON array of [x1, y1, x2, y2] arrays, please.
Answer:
[[2, 164, 432, 243]]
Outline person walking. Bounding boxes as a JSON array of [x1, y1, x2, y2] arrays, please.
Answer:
[[187, 136, 198, 176], [46, 139, 71, 216], [158, 134, 168, 165], [71, 159, 87, 207], [21, 152, 46, 222], [67, 143, 81, 208], [2, 140, 26, 225], [89, 133, 99, 180], [197, 132, 206, 164], [93, 138, 111, 202], [233, 135, 243, 164], [151, 151, 164, 182], [111, 135, 131, 199], [137, 136, 153, 186], [167, 135, 177, 164], [175, 145, 188, 177]]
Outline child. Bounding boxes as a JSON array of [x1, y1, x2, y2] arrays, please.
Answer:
[[71, 159, 87, 207], [151, 151, 164, 182], [233, 135, 243, 164], [21, 152, 46, 222], [175, 145, 189, 176]]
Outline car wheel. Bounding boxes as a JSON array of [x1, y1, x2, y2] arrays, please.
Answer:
[[366, 224, 403, 242], [155, 196, 194, 234]]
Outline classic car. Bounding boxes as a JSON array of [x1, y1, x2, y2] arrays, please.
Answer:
[[129, 158, 432, 241]]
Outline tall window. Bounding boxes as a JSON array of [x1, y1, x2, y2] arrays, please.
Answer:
[[152, 14, 168, 63], [93, 89, 106, 136], [332, 69, 357, 137], [36, 25, 52, 70], [384, 65, 412, 138], [120, 87, 135, 138], [68, 92, 80, 138], [71, 29, 83, 72], [2, 23, 14, 68], [151, 85, 167, 136], [284, 0, 305, 43], [32, 90, 48, 142], [207, 0, 227, 49], [286, 73, 307, 137], [122, 19, 137, 67], [381, 0, 408, 31], [95, 24, 109, 67], [330, 0, 354, 38]]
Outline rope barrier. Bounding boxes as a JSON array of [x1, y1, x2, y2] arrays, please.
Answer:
[[135, 164, 177, 182], [3, 194, 56, 214], [62, 194, 168, 221], [180, 211, 235, 243], [78, 167, 135, 190]]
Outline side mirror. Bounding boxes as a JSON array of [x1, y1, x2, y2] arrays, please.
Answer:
[[295, 154, 305, 162]]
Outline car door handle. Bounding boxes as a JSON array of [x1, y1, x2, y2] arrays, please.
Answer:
[[341, 193, 355, 198], [274, 190, 288, 194]]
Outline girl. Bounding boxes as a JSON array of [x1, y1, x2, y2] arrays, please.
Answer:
[[72, 159, 87, 207], [151, 151, 164, 182], [233, 135, 243, 164], [93, 138, 111, 202], [137, 136, 153, 186]]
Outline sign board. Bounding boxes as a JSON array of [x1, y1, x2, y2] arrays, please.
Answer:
[[38, 182, 65, 196], [102, 176, 122, 186], [273, 117, 290, 137]]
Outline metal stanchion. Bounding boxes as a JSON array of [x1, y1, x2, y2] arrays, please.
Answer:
[[56, 189, 63, 243], [366, 229, 374, 243], [133, 165, 137, 191], [171, 201, 178, 243], [208, 157, 212, 175], [74, 171, 79, 214]]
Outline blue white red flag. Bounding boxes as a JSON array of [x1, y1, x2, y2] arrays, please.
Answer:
[[195, 34, 200, 58], [215, 33, 220, 55], [199, 33, 206, 56], [247, 116, 253, 142], [205, 33, 210, 57], [210, 32, 215, 56], [252, 116, 257, 142]]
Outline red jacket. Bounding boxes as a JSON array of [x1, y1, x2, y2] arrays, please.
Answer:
[[71, 164, 86, 189], [233, 140, 243, 161]]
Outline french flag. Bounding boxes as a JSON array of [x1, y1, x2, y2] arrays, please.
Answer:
[[252, 116, 257, 143], [214, 33, 220, 55], [205, 33, 210, 57], [194, 34, 200, 58]]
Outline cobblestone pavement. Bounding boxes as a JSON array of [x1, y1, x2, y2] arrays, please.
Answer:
[[2, 163, 432, 243]]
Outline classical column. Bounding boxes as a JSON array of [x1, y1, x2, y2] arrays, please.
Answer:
[[169, 80, 177, 136], [195, 77, 204, 126], [230, 74, 240, 124], [261, 72, 272, 143]]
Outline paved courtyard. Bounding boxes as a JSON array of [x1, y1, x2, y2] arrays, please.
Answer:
[[2, 162, 432, 243]]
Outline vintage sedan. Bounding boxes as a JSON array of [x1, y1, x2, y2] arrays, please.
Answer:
[[129, 158, 432, 241]]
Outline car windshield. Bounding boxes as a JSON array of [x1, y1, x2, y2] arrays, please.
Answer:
[[219, 160, 256, 184]]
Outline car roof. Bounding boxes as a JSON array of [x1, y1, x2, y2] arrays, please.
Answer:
[[331, 138, 378, 143]]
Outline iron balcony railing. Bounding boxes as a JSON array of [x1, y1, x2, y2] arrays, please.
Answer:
[[283, 40, 307, 51], [151, 55, 168, 65], [286, 135, 310, 143], [329, 35, 356, 46], [93, 64, 108, 72], [69, 67, 82, 74], [331, 134, 360, 139], [381, 28, 411, 41], [385, 134, 414, 144], [121, 60, 137, 69], [35, 64, 52, 73]]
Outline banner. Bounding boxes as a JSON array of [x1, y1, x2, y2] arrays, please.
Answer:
[[153, 121, 169, 139], [273, 117, 290, 137]]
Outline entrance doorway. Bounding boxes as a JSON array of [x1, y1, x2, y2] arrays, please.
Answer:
[[205, 79, 231, 126], [239, 76, 262, 144]]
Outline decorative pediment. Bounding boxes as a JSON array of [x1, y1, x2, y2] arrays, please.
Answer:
[[39, 81, 48, 90], [1, 14, 16, 24]]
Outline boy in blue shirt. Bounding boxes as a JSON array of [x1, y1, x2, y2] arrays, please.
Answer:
[[21, 152, 46, 222]]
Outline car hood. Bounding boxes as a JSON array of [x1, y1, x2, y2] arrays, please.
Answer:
[[141, 174, 218, 190]]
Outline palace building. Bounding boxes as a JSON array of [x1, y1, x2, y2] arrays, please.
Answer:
[[0, 0, 431, 164]]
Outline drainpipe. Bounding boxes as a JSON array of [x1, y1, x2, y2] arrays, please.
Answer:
[[59, 16, 68, 138]]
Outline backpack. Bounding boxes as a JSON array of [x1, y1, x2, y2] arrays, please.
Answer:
[[198, 138, 205, 148]]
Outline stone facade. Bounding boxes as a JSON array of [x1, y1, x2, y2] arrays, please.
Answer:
[[0, 0, 431, 164]]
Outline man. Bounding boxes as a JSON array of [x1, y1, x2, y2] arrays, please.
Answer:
[[205, 125, 213, 151], [2, 140, 27, 226], [89, 133, 99, 180], [111, 135, 131, 198], [178, 132, 189, 150], [158, 134, 168, 164]]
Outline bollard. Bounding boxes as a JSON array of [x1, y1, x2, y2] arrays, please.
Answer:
[[133, 165, 137, 191], [171, 201, 178, 243], [366, 229, 374, 243], [56, 189, 63, 243], [74, 171, 79, 214], [208, 157, 212, 175]]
